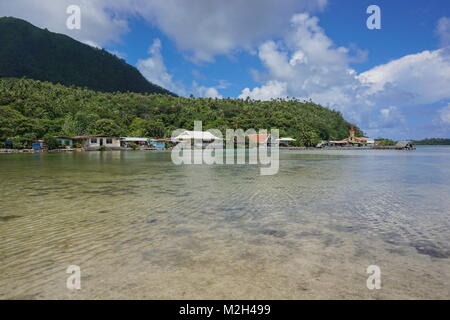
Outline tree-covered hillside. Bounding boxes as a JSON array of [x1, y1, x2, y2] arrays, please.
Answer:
[[0, 78, 362, 148], [0, 17, 174, 95]]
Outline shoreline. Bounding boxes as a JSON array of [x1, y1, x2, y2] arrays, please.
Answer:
[[0, 146, 417, 153]]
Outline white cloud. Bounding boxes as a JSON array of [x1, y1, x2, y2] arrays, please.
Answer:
[[136, 39, 185, 95], [192, 81, 224, 99], [238, 13, 363, 112], [0, 0, 327, 62], [358, 48, 450, 107], [83, 40, 101, 49], [108, 50, 127, 60], [238, 13, 450, 138], [370, 106, 406, 129], [438, 103, 450, 124], [239, 81, 288, 100], [436, 17, 450, 47], [134, 39, 230, 98], [137, 0, 327, 62]]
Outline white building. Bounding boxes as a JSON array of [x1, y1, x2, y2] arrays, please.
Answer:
[[172, 130, 222, 148], [274, 137, 296, 147], [72, 135, 121, 150]]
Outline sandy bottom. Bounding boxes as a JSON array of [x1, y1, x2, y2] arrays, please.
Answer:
[[1, 150, 449, 299]]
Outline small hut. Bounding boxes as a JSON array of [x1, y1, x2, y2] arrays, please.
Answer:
[[395, 141, 415, 150]]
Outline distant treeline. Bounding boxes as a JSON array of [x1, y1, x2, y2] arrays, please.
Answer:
[[0, 78, 363, 149], [413, 138, 450, 145]]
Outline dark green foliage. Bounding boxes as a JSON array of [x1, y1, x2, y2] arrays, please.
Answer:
[[43, 134, 61, 150], [0, 17, 174, 95], [94, 119, 124, 137], [413, 138, 450, 145], [297, 126, 321, 147], [0, 78, 362, 147]]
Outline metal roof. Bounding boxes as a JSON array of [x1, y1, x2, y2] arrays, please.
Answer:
[[121, 137, 149, 142], [173, 131, 222, 141]]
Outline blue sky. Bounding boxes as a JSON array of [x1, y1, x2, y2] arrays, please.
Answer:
[[1, 0, 450, 139]]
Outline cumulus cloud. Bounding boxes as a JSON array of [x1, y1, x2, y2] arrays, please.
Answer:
[[438, 103, 450, 124], [136, 39, 185, 95], [239, 14, 365, 115], [358, 48, 450, 107], [136, 41, 226, 98], [238, 13, 450, 138], [0, 0, 327, 61], [136, 0, 327, 62], [192, 81, 223, 99], [436, 17, 450, 47], [239, 81, 288, 100]]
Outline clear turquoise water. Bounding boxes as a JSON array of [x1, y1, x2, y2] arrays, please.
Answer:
[[0, 147, 449, 299]]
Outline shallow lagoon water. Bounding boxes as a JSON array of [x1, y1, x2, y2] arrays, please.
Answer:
[[0, 147, 449, 299]]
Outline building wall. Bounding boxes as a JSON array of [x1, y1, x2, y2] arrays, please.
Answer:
[[82, 137, 121, 149], [150, 141, 166, 148], [57, 138, 73, 147]]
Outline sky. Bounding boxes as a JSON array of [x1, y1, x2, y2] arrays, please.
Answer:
[[1, 0, 450, 139]]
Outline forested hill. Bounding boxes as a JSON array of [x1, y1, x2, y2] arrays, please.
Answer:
[[0, 78, 362, 148], [0, 17, 174, 95]]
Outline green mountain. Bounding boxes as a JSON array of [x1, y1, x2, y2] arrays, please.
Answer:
[[0, 17, 174, 95], [0, 78, 362, 148]]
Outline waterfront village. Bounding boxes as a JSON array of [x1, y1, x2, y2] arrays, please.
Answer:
[[0, 127, 415, 153]]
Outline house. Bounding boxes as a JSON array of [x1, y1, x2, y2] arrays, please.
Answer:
[[247, 134, 271, 146], [54, 136, 73, 148], [72, 135, 121, 150], [274, 137, 296, 147], [321, 127, 375, 148], [120, 137, 149, 148], [32, 140, 47, 150], [396, 141, 415, 150], [149, 139, 174, 149], [173, 130, 222, 142], [347, 127, 374, 147], [173, 131, 222, 148], [246, 134, 295, 147], [327, 140, 348, 147]]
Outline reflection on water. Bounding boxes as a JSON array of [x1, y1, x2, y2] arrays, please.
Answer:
[[0, 147, 449, 299]]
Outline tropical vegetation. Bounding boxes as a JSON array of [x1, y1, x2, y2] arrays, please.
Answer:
[[0, 78, 362, 149]]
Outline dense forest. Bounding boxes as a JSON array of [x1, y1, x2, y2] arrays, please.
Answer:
[[0, 78, 362, 148], [413, 138, 450, 145], [0, 17, 173, 95]]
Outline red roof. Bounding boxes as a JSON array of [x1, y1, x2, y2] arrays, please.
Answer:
[[247, 134, 271, 143]]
